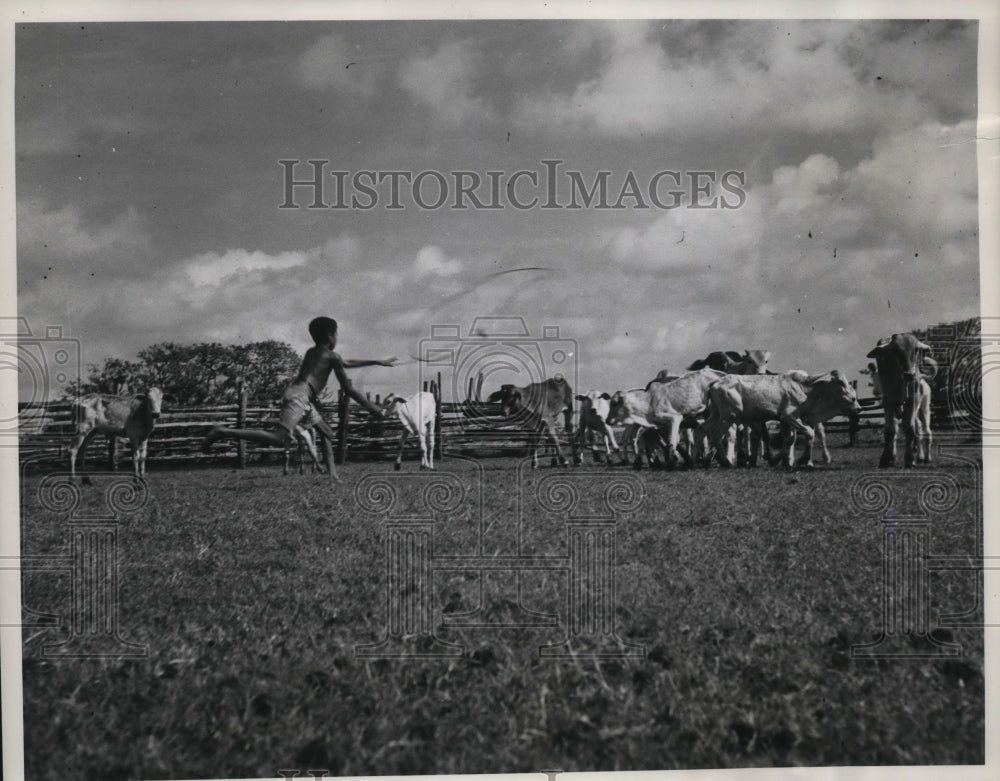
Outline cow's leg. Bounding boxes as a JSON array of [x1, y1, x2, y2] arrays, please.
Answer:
[[284, 442, 292, 475], [620, 424, 635, 466], [662, 415, 682, 469], [573, 422, 587, 466], [72, 430, 101, 485], [394, 429, 410, 471], [781, 417, 815, 469], [137, 438, 149, 477], [428, 420, 436, 470], [545, 422, 569, 467], [880, 417, 898, 468], [903, 396, 919, 469], [735, 424, 747, 467], [417, 430, 429, 469], [815, 423, 831, 465], [604, 424, 620, 465], [920, 408, 932, 463]]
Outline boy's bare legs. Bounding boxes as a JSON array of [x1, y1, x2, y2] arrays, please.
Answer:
[[201, 426, 291, 452]]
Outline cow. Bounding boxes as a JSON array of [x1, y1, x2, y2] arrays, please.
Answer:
[[381, 391, 437, 471], [702, 370, 861, 469], [687, 349, 772, 465], [489, 377, 575, 468], [868, 348, 937, 468], [574, 391, 620, 464], [687, 349, 771, 374], [606, 369, 726, 468], [69, 388, 164, 483]]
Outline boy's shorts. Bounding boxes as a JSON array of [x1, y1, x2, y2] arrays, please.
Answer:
[[277, 383, 314, 434]]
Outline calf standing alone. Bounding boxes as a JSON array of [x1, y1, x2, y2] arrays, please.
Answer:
[[382, 391, 437, 471], [69, 388, 164, 482]]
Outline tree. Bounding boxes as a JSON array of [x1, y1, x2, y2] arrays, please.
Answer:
[[63, 341, 302, 406]]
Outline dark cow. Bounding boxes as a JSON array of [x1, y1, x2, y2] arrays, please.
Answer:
[[866, 333, 936, 468], [489, 377, 575, 468], [687, 349, 771, 374]]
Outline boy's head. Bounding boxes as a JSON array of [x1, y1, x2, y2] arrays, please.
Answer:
[[308, 317, 338, 345]]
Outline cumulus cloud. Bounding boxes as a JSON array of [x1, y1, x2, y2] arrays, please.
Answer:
[[514, 21, 966, 139], [399, 40, 490, 125], [413, 245, 463, 277]]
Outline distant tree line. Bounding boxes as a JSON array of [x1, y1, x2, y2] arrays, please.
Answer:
[[65, 341, 303, 406]]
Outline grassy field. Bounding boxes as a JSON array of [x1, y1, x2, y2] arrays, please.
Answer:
[[19, 433, 984, 778]]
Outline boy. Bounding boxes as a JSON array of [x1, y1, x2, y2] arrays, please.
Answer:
[[201, 317, 395, 482]]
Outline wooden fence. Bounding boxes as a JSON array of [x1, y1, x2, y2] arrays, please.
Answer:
[[16, 373, 972, 473]]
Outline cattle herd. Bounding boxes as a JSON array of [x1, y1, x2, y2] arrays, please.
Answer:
[[65, 332, 940, 482]]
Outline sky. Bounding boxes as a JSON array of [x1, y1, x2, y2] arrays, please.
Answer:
[[12, 16, 984, 401]]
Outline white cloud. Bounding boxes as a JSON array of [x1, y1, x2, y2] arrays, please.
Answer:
[[399, 40, 490, 125], [413, 245, 464, 277], [182, 248, 312, 286], [514, 21, 961, 139]]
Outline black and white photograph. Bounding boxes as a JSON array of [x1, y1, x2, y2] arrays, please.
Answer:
[[3, 1, 997, 779]]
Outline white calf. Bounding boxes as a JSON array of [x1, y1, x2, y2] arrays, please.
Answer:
[[382, 391, 437, 471], [574, 391, 620, 464]]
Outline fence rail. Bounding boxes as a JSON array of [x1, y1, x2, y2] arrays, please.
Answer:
[[15, 373, 974, 473]]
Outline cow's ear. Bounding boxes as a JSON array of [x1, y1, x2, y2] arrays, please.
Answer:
[[866, 347, 882, 359], [600, 392, 611, 400]]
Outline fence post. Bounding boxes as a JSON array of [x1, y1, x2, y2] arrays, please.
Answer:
[[475, 372, 484, 402], [237, 384, 247, 469], [336, 389, 350, 465]]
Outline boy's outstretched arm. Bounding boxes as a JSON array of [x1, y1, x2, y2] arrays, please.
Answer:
[[332, 360, 384, 418], [341, 356, 397, 369]]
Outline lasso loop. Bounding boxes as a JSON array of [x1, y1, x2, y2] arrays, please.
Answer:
[[38, 475, 82, 515], [850, 474, 893, 514]]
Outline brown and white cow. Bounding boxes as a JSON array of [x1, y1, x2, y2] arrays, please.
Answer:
[[490, 377, 576, 468], [866, 334, 936, 467], [69, 388, 164, 482]]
